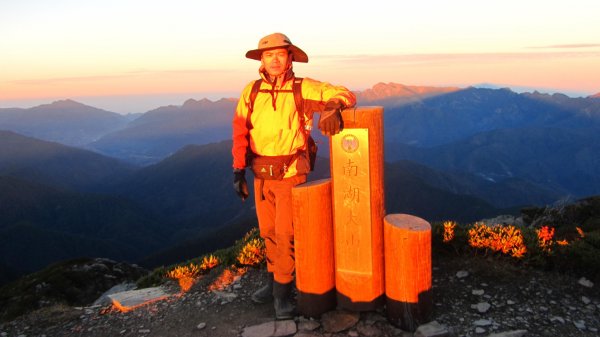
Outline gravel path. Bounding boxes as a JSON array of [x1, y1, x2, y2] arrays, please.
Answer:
[[1, 255, 598, 337]]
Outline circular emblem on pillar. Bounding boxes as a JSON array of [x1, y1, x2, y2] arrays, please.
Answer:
[[341, 134, 359, 153]]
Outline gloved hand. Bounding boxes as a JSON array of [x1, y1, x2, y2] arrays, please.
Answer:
[[233, 168, 249, 201], [318, 99, 344, 136]]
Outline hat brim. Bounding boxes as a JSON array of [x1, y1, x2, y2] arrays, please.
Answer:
[[245, 45, 308, 63]]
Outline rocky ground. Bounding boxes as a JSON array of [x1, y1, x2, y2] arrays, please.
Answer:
[[1, 254, 599, 337]]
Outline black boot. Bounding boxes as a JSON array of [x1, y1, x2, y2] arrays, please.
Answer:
[[273, 281, 295, 320], [251, 272, 273, 304]]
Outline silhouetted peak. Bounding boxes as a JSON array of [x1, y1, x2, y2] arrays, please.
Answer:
[[591, 92, 600, 98], [358, 82, 460, 101], [181, 98, 215, 109], [47, 99, 88, 109], [551, 93, 570, 100], [218, 97, 238, 103], [182, 98, 199, 107]]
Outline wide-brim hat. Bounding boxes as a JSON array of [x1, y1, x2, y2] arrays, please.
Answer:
[[245, 33, 308, 63]]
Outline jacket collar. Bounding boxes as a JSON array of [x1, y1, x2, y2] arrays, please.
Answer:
[[259, 66, 295, 86]]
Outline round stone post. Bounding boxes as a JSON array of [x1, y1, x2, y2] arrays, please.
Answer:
[[384, 214, 432, 331], [292, 178, 336, 317]]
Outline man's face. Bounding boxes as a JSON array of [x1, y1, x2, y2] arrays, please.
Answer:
[[261, 48, 291, 77]]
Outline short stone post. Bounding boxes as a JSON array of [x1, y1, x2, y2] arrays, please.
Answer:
[[292, 178, 336, 317], [384, 214, 433, 331]]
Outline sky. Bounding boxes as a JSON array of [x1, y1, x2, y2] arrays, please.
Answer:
[[1, 0, 599, 113]]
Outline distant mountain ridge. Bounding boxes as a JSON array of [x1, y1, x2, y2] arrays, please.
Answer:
[[355, 82, 460, 106], [0, 99, 129, 146], [0, 130, 134, 191], [386, 160, 563, 208], [383, 86, 600, 147], [0, 175, 165, 273], [523, 91, 600, 118], [387, 126, 600, 199], [108, 140, 254, 228], [89, 98, 236, 165]]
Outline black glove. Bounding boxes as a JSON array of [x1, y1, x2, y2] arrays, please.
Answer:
[[233, 168, 249, 201], [318, 99, 344, 136]]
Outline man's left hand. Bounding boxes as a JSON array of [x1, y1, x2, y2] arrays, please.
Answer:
[[318, 99, 344, 136]]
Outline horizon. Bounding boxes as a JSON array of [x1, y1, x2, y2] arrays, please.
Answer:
[[2, 0, 600, 113], [1, 82, 596, 115]]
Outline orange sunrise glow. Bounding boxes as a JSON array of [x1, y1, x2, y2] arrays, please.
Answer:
[[1, 1, 599, 113]]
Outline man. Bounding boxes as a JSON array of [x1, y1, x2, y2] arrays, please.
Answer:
[[231, 32, 356, 319]]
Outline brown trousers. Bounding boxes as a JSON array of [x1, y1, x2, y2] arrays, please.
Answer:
[[254, 175, 307, 285]]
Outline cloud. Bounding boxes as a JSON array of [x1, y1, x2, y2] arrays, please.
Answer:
[[10, 68, 235, 86], [11, 74, 132, 85], [529, 43, 600, 49], [316, 50, 600, 66]]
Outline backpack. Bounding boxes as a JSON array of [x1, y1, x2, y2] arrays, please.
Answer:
[[247, 77, 317, 171]]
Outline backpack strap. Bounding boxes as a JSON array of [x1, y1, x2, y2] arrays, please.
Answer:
[[292, 77, 304, 118], [292, 78, 317, 171], [248, 78, 304, 120], [246, 79, 263, 130]]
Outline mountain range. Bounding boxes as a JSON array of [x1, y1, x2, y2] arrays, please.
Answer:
[[1, 82, 600, 284], [0, 133, 507, 280], [0, 130, 134, 191], [88, 98, 237, 165], [0, 99, 131, 147], [0, 174, 165, 273]]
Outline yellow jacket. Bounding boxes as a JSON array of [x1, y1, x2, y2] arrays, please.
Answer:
[[232, 72, 356, 178]]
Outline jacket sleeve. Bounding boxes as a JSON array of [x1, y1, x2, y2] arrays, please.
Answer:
[[231, 82, 253, 169], [301, 77, 357, 113]]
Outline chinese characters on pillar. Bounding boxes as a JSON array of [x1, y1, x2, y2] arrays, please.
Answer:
[[332, 129, 372, 274]]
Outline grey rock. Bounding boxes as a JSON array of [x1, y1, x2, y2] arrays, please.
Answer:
[[477, 302, 491, 313], [107, 287, 171, 310], [578, 277, 594, 288], [356, 323, 381, 336], [321, 310, 360, 333], [486, 330, 528, 337], [456, 271, 469, 278], [573, 320, 586, 330], [241, 320, 296, 337], [293, 332, 321, 337], [414, 320, 449, 337], [196, 322, 206, 330], [297, 319, 320, 331], [213, 290, 237, 303], [93, 282, 137, 306], [473, 319, 493, 326]]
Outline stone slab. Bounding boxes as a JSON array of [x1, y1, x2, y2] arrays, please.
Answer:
[[107, 287, 171, 310]]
